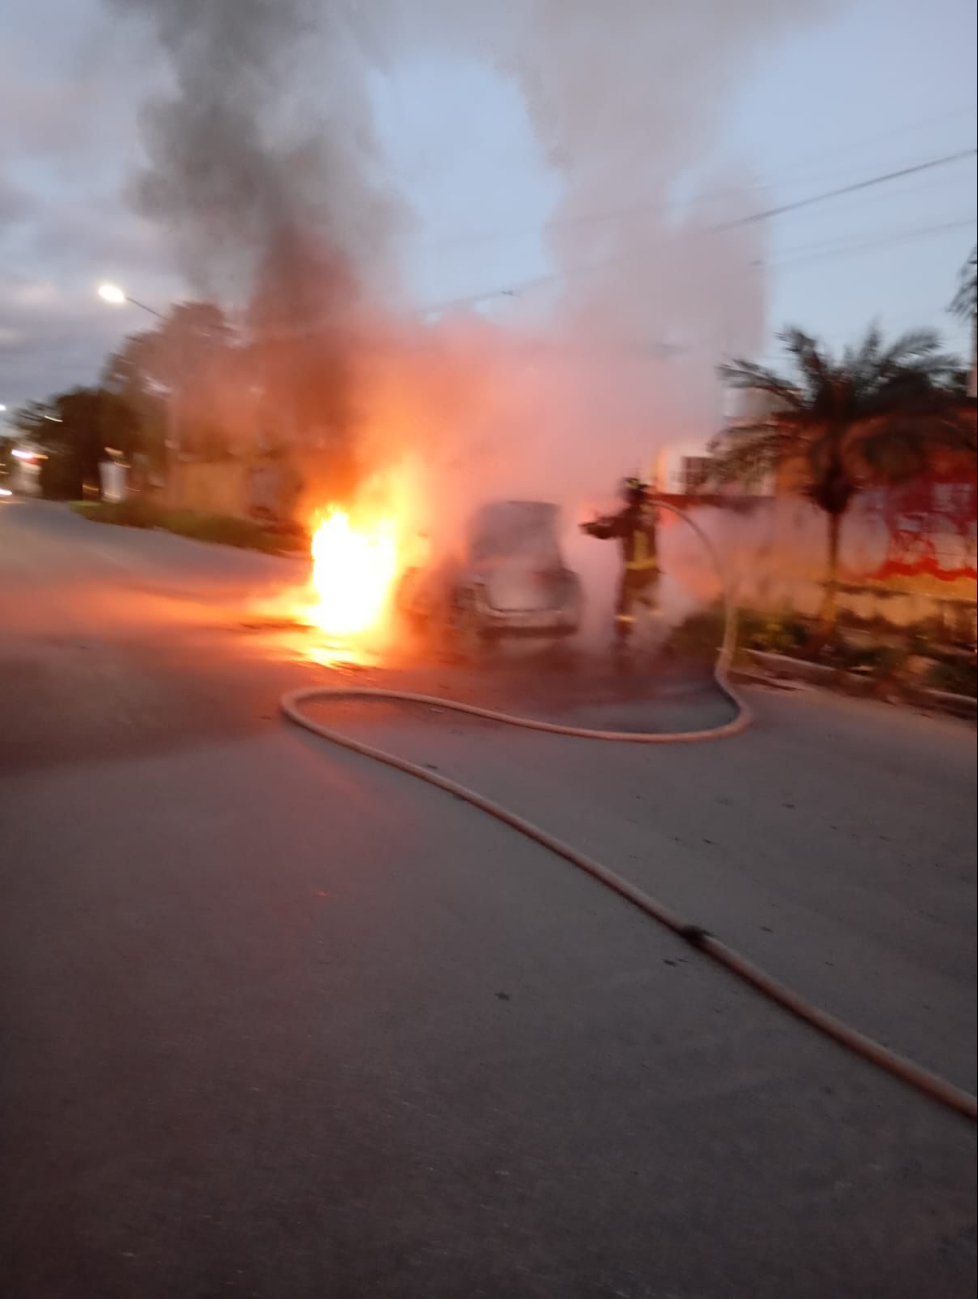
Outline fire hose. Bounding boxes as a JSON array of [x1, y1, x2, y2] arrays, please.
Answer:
[[280, 503, 977, 1123]]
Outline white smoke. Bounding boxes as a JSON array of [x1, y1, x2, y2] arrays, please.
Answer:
[[370, 1, 832, 499]]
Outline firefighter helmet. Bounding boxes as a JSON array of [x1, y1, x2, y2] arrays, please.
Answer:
[[621, 475, 647, 503]]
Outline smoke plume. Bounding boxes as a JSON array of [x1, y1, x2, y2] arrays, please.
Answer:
[[109, 0, 830, 557], [109, 0, 404, 478]]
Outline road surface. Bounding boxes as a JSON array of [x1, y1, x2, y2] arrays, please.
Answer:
[[1, 499, 975, 1299]]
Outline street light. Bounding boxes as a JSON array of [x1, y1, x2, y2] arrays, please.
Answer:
[[97, 282, 165, 319], [97, 281, 178, 470]]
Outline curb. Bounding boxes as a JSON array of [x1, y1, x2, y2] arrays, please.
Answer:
[[742, 650, 977, 720]]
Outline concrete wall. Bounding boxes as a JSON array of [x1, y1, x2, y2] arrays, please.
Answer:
[[661, 471, 977, 638]]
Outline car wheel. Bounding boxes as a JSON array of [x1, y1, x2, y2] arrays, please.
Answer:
[[454, 608, 479, 661], [452, 602, 495, 664]]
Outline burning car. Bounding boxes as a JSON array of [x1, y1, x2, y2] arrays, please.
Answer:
[[397, 500, 583, 653]]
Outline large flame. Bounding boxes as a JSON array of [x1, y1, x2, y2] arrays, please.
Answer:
[[306, 506, 399, 637]]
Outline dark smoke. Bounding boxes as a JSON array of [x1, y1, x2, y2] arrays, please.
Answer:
[[109, 0, 403, 473], [109, 0, 832, 502], [113, 0, 399, 292]]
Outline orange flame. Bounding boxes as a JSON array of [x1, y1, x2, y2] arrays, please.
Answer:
[[306, 506, 399, 637]]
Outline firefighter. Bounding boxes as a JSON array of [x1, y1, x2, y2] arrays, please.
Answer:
[[581, 476, 660, 654]]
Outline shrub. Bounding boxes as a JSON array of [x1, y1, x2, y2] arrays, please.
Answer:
[[927, 658, 978, 698], [71, 500, 306, 554], [71, 499, 157, 528]]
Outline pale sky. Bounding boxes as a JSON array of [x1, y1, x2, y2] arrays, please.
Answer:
[[1, 0, 975, 423]]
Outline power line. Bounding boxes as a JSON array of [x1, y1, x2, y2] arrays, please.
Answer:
[[105, 153, 973, 346], [757, 167, 976, 238], [731, 148, 976, 230], [413, 156, 924, 254], [422, 148, 977, 312], [415, 107, 977, 255], [756, 104, 977, 183], [763, 216, 977, 270]]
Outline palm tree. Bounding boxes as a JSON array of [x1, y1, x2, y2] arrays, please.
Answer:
[[950, 247, 976, 397], [710, 325, 974, 632], [950, 246, 976, 323]]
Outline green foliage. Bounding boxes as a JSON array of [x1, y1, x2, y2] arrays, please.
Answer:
[[950, 247, 977, 323], [664, 601, 976, 701], [13, 387, 139, 499], [101, 301, 245, 461], [668, 606, 726, 662], [928, 658, 977, 698], [712, 325, 970, 502], [670, 607, 811, 663], [70, 501, 307, 554], [0, 435, 15, 485], [40, 455, 84, 501], [71, 499, 157, 528], [739, 610, 810, 655], [159, 510, 285, 552]]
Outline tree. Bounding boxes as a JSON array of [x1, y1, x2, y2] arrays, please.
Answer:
[[950, 246, 976, 324], [101, 331, 168, 471], [13, 388, 138, 499], [710, 325, 975, 631], [102, 302, 241, 461], [950, 247, 976, 399], [0, 434, 15, 487], [9, 399, 60, 442]]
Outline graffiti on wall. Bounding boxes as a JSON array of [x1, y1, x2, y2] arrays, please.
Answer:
[[847, 474, 977, 583]]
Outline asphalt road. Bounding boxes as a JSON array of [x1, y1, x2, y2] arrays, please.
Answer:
[[1, 498, 975, 1299]]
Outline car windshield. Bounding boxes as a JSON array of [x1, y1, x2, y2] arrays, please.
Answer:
[[468, 501, 562, 565]]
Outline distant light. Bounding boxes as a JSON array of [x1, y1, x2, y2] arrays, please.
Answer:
[[42, 414, 63, 422], [0, 403, 6, 412], [12, 449, 39, 462], [98, 282, 126, 305], [0, 486, 11, 497]]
